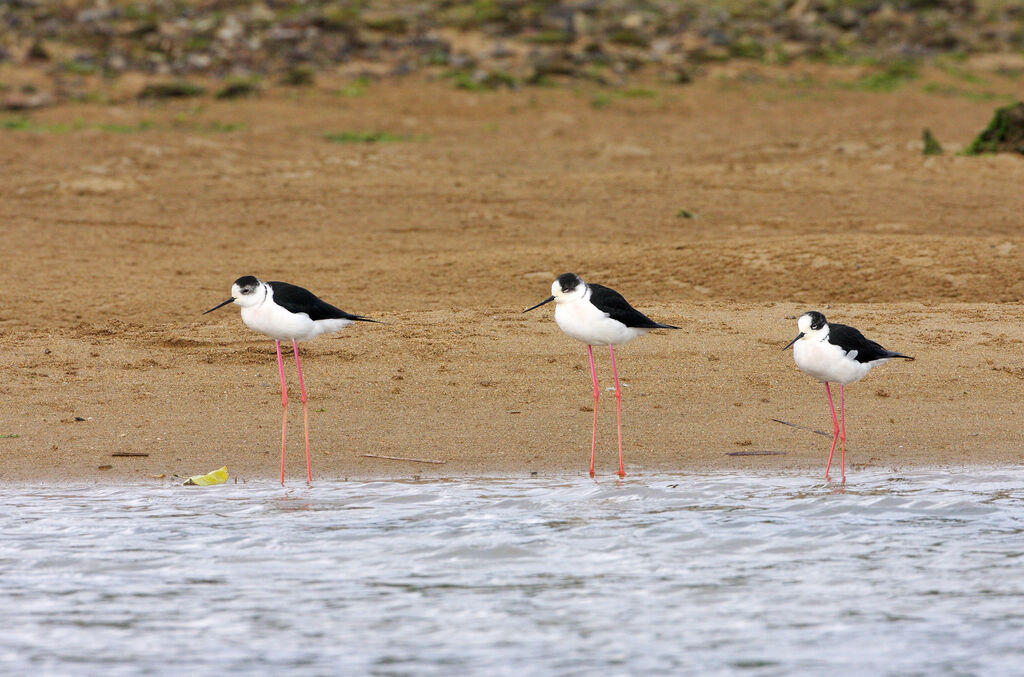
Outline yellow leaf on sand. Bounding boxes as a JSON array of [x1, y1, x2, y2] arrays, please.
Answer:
[[184, 466, 228, 486]]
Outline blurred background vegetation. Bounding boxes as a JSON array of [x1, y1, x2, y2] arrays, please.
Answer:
[[0, 1, 1021, 105]]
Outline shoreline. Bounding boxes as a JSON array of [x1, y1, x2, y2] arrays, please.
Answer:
[[5, 463, 1024, 486], [2, 302, 1022, 483]]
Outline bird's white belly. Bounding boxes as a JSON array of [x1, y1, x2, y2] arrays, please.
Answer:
[[794, 339, 879, 385], [555, 302, 645, 346], [241, 303, 318, 341]]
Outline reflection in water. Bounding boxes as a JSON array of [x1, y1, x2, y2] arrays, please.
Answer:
[[1, 469, 1023, 675]]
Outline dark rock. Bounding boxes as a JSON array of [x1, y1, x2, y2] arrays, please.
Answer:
[[214, 77, 260, 99], [76, 8, 115, 23], [660, 64, 694, 85], [27, 40, 49, 61], [391, 62, 414, 76], [1, 90, 52, 110], [528, 49, 577, 77], [137, 80, 207, 99]]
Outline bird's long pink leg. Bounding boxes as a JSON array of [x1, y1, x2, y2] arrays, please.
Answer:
[[276, 340, 288, 485], [839, 384, 847, 484], [823, 382, 840, 482], [587, 345, 599, 478], [609, 345, 625, 478], [292, 339, 312, 484]]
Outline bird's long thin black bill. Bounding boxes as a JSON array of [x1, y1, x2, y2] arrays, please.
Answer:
[[202, 298, 235, 315], [782, 332, 804, 351], [523, 296, 555, 313]]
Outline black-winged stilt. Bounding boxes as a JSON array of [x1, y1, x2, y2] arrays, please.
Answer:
[[524, 273, 678, 478], [204, 275, 378, 484], [784, 310, 913, 483]]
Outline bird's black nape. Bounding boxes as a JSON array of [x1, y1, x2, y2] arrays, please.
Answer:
[[202, 298, 234, 314]]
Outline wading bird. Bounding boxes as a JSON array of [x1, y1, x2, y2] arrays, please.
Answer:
[[784, 311, 913, 482], [525, 273, 678, 477], [204, 275, 378, 484]]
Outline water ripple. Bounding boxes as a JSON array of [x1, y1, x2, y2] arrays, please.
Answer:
[[1, 468, 1024, 675]]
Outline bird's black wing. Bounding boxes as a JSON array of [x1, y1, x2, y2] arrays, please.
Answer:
[[588, 284, 678, 329], [268, 281, 377, 322], [828, 323, 912, 362]]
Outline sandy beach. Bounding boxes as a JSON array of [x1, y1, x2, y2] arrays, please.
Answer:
[[2, 69, 1023, 482]]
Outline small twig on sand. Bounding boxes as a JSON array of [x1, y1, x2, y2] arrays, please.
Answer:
[[111, 452, 150, 457], [725, 450, 787, 457], [769, 418, 831, 438], [360, 453, 445, 465]]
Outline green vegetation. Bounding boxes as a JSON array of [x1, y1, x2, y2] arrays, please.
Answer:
[[62, 59, 98, 75], [729, 38, 766, 61], [1, 117, 156, 133], [922, 128, 943, 155], [807, 45, 857, 66], [99, 121, 157, 133], [445, 69, 517, 91], [336, 77, 371, 97], [1, 117, 33, 130], [0, 117, 242, 134], [183, 35, 211, 52], [0, 434, 19, 439], [934, 61, 986, 84], [676, 209, 697, 219], [620, 87, 656, 98], [589, 86, 660, 108], [215, 77, 261, 100], [845, 61, 920, 92], [608, 29, 648, 48], [281, 65, 316, 86], [192, 121, 244, 133], [324, 131, 417, 143], [921, 82, 1004, 102], [962, 101, 1024, 155], [442, 0, 507, 29], [474, 71, 517, 90], [363, 16, 409, 33], [525, 31, 574, 45]]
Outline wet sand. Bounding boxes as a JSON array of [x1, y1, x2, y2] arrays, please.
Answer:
[[1, 69, 1022, 481]]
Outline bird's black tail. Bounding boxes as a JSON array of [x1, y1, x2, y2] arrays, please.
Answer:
[[654, 322, 680, 330], [887, 352, 914, 360], [346, 314, 382, 324]]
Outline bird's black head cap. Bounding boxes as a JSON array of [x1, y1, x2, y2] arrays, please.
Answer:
[[556, 273, 582, 294], [804, 311, 827, 331], [233, 275, 260, 295]]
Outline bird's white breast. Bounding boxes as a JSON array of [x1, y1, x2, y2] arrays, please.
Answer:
[[793, 337, 880, 385], [240, 301, 317, 341], [554, 299, 645, 347]]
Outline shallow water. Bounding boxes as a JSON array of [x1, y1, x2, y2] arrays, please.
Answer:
[[2, 469, 1023, 676]]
